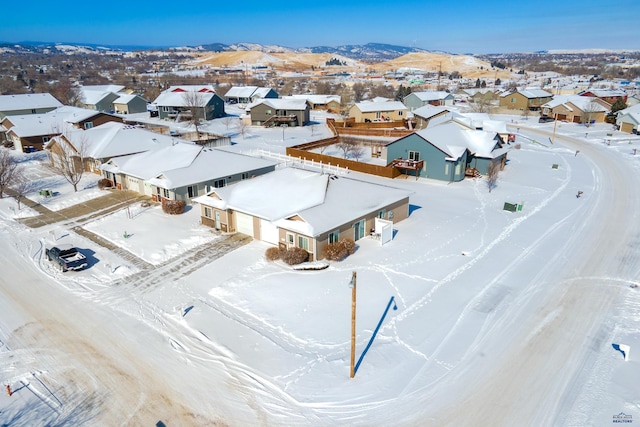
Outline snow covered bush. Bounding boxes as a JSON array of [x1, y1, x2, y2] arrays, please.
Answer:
[[98, 178, 112, 189], [282, 247, 309, 265], [265, 247, 282, 261], [162, 199, 186, 215], [322, 238, 356, 261]]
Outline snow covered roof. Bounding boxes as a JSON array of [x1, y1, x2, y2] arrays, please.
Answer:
[[4, 106, 113, 137], [354, 101, 407, 113], [147, 150, 278, 189], [63, 122, 184, 159], [410, 122, 503, 160], [113, 94, 146, 104], [407, 91, 453, 101], [515, 88, 553, 99], [195, 167, 411, 236], [225, 86, 259, 98], [542, 95, 609, 112], [152, 85, 218, 107], [248, 98, 308, 111], [580, 89, 626, 98], [286, 94, 341, 104], [103, 142, 205, 180], [412, 105, 451, 120], [454, 113, 509, 134], [80, 89, 115, 106], [80, 84, 125, 93], [0, 93, 63, 112]]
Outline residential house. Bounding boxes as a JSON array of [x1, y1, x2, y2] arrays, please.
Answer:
[[112, 94, 148, 114], [616, 104, 640, 134], [0, 93, 63, 119], [403, 91, 455, 111], [412, 105, 453, 130], [1, 106, 123, 153], [626, 94, 640, 108], [455, 88, 500, 103], [248, 98, 310, 127], [153, 85, 225, 121], [285, 95, 341, 112], [540, 95, 610, 124], [194, 167, 411, 260], [224, 86, 279, 104], [79, 89, 121, 112], [578, 89, 627, 105], [47, 121, 183, 175], [100, 143, 277, 202], [499, 88, 553, 111], [349, 101, 408, 123], [383, 122, 508, 182]]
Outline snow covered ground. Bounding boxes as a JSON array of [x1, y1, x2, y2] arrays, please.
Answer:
[[1, 116, 640, 426]]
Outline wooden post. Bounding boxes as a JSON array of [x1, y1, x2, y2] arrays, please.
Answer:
[[350, 271, 357, 378], [6, 384, 12, 396], [551, 113, 558, 144]]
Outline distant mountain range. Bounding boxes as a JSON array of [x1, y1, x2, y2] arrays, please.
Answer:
[[0, 41, 432, 61]]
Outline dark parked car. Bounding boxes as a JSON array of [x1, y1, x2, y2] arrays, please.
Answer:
[[539, 116, 555, 123], [45, 244, 88, 272]]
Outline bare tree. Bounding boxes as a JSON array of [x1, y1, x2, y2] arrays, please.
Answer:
[[469, 98, 492, 113], [182, 90, 207, 139], [235, 120, 249, 140], [486, 160, 500, 193], [10, 168, 31, 210], [222, 116, 236, 130], [48, 133, 88, 192], [0, 149, 20, 198], [349, 144, 366, 162], [336, 139, 355, 159]]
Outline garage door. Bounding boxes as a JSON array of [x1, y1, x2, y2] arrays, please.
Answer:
[[260, 219, 279, 245], [235, 212, 254, 237], [621, 122, 634, 134]]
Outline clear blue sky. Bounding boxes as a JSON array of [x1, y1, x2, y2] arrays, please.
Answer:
[[1, 0, 638, 53]]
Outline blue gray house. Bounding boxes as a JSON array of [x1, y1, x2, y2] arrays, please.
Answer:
[[384, 122, 508, 182]]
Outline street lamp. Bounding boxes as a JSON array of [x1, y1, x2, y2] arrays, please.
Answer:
[[281, 123, 287, 141], [349, 271, 356, 379]]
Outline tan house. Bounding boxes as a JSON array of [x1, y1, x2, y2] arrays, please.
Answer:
[[194, 167, 411, 260], [540, 95, 610, 124], [499, 88, 553, 111], [411, 105, 453, 130], [349, 101, 408, 123]]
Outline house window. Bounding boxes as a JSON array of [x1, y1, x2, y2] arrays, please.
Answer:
[[328, 230, 340, 244], [445, 163, 450, 175], [204, 207, 212, 218], [265, 109, 272, 114], [241, 172, 250, 180], [214, 178, 226, 188], [455, 162, 462, 176], [84, 122, 94, 129], [31, 109, 37, 114], [510, 97, 516, 103], [297, 235, 309, 251], [378, 209, 386, 219], [42, 136, 51, 143], [408, 150, 420, 161], [163, 188, 170, 198], [187, 185, 195, 198], [161, 106, 171, 112], [398, 111, 403, 116], [286, 232, 295, 248]]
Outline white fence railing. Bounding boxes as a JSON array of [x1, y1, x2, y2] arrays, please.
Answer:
[[251, 149, 351, 176]]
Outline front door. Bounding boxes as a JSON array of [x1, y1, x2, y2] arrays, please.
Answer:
[[353, 219, 365, 241], [214, 211, 221, 230]]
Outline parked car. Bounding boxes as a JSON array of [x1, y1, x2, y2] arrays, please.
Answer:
[[539, 116, 555, 123], [45, 244, 88, 272]]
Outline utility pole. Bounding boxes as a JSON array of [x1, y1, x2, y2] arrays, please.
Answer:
[[551, 113, 558, 144], [437, 62, 442, 91], [350, 271, 357, 378]]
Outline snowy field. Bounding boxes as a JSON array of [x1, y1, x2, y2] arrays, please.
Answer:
[[1, 116, 640, 426]]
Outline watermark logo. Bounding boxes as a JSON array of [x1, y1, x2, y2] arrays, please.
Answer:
[[613, 412, 633, 423]]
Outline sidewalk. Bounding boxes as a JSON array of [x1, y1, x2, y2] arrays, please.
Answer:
[[13, 189, 149, 228]]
